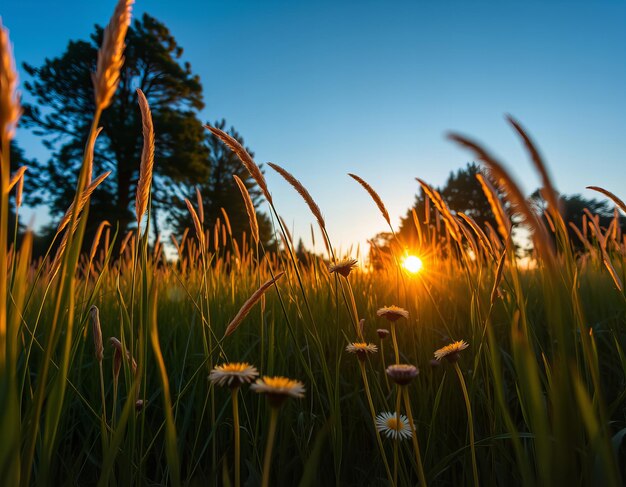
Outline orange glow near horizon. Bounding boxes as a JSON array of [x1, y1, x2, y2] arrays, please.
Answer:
[[402, 255, 423, 274]]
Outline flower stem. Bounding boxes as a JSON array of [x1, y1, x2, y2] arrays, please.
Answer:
[[393, 388, 401, 486], [402, 387, 427, 487], [454, 362, 479, 487], [261, 406, 279, 487], [359, 361, 394, 486], [390, 323, 400, 364], [380, 340, 390, 392], [232, 389, 241, 487]]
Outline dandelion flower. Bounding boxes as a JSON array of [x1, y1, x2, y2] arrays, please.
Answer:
[[328, 258, 358, 277], [375, 412, 413, 440], [345, 342, 378, 361], [386, 364, 419, 385], [209, 362, 259, 388], [377, 328, 390, 339], [434, 340, 469, 363], [376, 305, 409, 322], [251, 376, 306, 407]]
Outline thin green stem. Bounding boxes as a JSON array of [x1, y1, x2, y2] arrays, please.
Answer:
[[402, 387, 427, 487], [393, 388, 401, 486], [232, 389, 241, 487], [454, 362, 479, 487], [261, 406, 279, 487], [359, 361, 394, 486]]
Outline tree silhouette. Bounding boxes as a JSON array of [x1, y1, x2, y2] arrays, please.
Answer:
[[170, 120, 274, 248], [21, 13, 208, 239]]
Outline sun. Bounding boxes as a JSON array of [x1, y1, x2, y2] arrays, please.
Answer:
[[402, 255, 423, 274]]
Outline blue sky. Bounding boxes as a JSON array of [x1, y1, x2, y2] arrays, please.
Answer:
[[3, 0, 626, 254]]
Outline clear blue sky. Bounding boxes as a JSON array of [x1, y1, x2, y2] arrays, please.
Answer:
[[4, 0, 626, 254]]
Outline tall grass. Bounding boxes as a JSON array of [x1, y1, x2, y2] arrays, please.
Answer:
[[1, 4, 626, 486]]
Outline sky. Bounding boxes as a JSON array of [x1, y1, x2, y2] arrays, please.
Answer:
[[3, 0, 626, 256]]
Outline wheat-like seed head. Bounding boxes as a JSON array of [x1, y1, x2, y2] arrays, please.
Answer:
[[93, 0, 134, 110], [0, 19, 21, 141], [233, 174, 259, 245], [195, 187, 204, 224], [223, 271, 285, 338], [267, 162, 326, 233], [348, 173, 391, 228], [135, 89, 154, 224], [56, 171, 112, 234], [205, 124, 272, 203], [90, 305, 104, 363], [89, 220, 111, 262], [185, 198, 205, 250]]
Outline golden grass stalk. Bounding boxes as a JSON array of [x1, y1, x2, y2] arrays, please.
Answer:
[[279, 216, 293, 246], [568, 222, 594, 255], [205, 124, 272, 203], [416, 178, 462, 244], [475, 173, 511, 241], [85, 127, 103, 186], [57, 171, 112, 234], [223, 271, 285, 338], [119, 230, 133, 255], [0, 19, 21, 140], [195, 187, 204, 224], [8, 166, 27, 192], [490, 249, 507, 305], [268, 162, 325, 233], [586, 186, 626, 214], [184, 198, 205, 250], [448, 132, 554, 262], [585, 208, 623, 291], [89, 220, 111, 263], [348, 173, 391, 228], [458, 212, 494, 258], [220, 207, 233, 238], [135, 88, 154, 224], [233, 175, 259, 245], [507, 115, 563, 230], [93, 0, 134, 110], [90, 305, 104, 363]]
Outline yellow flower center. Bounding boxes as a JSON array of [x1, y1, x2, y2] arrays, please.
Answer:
[[220, 362, 249, 372], [263, 376, 298, 389], [386, 418, 401, 431]]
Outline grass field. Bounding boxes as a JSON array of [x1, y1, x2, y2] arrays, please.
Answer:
[[2, 2, 626, 486]]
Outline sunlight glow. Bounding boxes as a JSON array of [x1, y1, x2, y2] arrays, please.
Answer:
[[402, 255, 423, 274]]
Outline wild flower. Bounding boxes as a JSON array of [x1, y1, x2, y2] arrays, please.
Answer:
[[209, 362, 259, 388], [434, 340, 469, 363], [251, 376, 305, 407], [328, 258, 358, 277], [386, 364, 419, 386], [345, 342, 378, 361], [375, 412, 413, 440], [376, 306, 409, 322]]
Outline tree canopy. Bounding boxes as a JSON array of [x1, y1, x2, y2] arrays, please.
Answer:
[[22, 13, 209, 238]]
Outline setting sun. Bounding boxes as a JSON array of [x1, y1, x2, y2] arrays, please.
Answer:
[[402, 255, 423, 274]]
